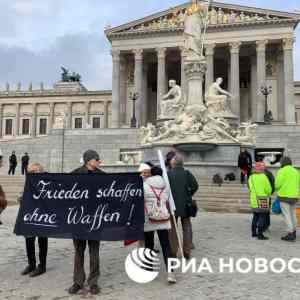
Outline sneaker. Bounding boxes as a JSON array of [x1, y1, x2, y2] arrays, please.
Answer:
[[281, 233, 296, 242], [21, 265, 36, 275], [29, 265, 46, 277], [90, 285, 100, 295], [68, 283, 82, 295], [167, 273, 177, 284]]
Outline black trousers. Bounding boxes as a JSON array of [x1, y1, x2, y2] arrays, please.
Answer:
[[144, 230, 172, 269], [73, 239, 100, 287], [8, 165, 16, 175], [22, 164, 28, 175], [252, 212, 268, 236], [25, 237, 48, 268]]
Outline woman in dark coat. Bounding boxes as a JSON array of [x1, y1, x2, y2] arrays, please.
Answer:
[[168, 154, 198, 259]]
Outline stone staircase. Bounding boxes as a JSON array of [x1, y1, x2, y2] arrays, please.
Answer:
[[2, 174, 250, 213], [194, 178, 250, 213]]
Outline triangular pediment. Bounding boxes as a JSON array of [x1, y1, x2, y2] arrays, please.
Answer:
[[105, 1, 300, 39]]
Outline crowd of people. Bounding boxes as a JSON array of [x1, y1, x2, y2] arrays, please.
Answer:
[[8, 151, 30, 175], [0, 147, 299, 296]]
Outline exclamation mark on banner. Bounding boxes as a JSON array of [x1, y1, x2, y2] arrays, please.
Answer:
[[126, 204, 135, 226]]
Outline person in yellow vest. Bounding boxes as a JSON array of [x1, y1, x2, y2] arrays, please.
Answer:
[[275, 157, 300, 242], [248, 162, 272, 240]]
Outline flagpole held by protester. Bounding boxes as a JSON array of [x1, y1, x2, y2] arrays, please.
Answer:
[[158, 150, 184, 258]]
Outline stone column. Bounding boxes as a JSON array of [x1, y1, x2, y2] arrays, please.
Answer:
[[180, 47, 187, 97], [67, 102, 72, 129], [133, 49, 143, 127], [111, 50, 121, 128], [156, 47, 167, 117], [283, 38, 295, 124], [250, 56, 257, 121], [49, 103, 55, 131], [205, 43, 216, 92], [31, 103, 37, 137], [85, 101, 90, 127], [229, 42, 241, 119], [119, 57, 127, 125], [0, 104, 3, 139], [104, 102, 109, 128], [15, 103, 20, 136], [256, 40, 268, 122], [277, 51, 285, 122]]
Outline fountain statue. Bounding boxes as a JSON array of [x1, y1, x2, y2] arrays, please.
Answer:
[[160, 80, 185, 119]]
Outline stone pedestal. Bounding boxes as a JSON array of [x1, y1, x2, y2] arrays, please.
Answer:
[[184, 58, 206, 106]]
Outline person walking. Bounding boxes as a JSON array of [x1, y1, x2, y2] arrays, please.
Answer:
[[68, 150, 104, 295], [248, 162, 272, 240], [21, 152, 30, 175], [21, 163, 48, 277], [0, 156, 7, 225], [168, 154, 199, 259], [275, 157, 300, 242], [238, 148, 252, 185], [8, 151, 17, 175], [143, 166, 176, 284]]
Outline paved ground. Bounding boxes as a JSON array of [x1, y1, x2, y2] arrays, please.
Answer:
[[1, 206, 300, 300]]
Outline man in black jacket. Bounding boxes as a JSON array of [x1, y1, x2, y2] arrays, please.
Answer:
[[68, 150, 104, 296], [21, 152, 30, 175], [8, 151, 17, 175], [238, 148, 252, 185]]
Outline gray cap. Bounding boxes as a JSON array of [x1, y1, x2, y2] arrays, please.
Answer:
[[83, 150, 100, 164]]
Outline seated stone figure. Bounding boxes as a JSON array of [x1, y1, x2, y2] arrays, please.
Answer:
[[160, 80, 184, 119], [205, 78, 235, 116]]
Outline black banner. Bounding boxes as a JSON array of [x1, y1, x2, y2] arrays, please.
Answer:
[[14, 173, 144, 241]]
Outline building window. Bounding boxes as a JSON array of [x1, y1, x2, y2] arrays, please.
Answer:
[[74, 117, 83, 129], [21, 119, 30, 135], [5, 119, 13, 135], [39, 118, 47, 135], [92, 117, 101, 128]]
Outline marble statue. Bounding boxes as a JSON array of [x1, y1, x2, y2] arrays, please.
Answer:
[[235, 122, 257, 144], [210, 8, 217, 24], [140, 123, 157, 144], [217, 8, 224, 24], [184, 0, 204, 59], [160, 80, 184, 119], [205, 78, 234, 116]]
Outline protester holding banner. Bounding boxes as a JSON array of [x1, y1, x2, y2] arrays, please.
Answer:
[[143, 165, 176, 284], [21, 163, 48, 277], [69, 150, 104, 295], [168, 154, 199, 260]]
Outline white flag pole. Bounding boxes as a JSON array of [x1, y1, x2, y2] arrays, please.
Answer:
[[158, 150, 184, 258]]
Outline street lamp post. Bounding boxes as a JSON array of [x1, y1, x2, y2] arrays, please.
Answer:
[[260, 85, 273, 124], [130, 92, 139, 128]]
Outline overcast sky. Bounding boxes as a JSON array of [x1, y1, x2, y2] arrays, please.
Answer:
[[0, 0, 299, 91]]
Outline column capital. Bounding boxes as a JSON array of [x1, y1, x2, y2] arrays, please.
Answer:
[[256, 40, 268, 52], [111, 49, 121, 62], [133, 49, 143, 60], [156, 47, 167, 59], [205, 43, 216, 56], [283, 38, 295, 51], [229, 42, 242, 54]]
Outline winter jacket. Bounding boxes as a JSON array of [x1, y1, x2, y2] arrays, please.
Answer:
[[9, 154, 17, 167], [71, 165, 105, 174], [168, 167, 199, 217], [238, 151, 252, 170], [248, 171, 272, 209], [143, 175, 171, 232], [275, 165, 300, 203]]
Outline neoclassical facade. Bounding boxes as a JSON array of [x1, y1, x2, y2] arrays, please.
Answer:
[[0, 82, 112, 140], [106, 1, 300, 128]]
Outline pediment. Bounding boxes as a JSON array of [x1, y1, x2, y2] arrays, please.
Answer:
[[105, 1, 300, 39]]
